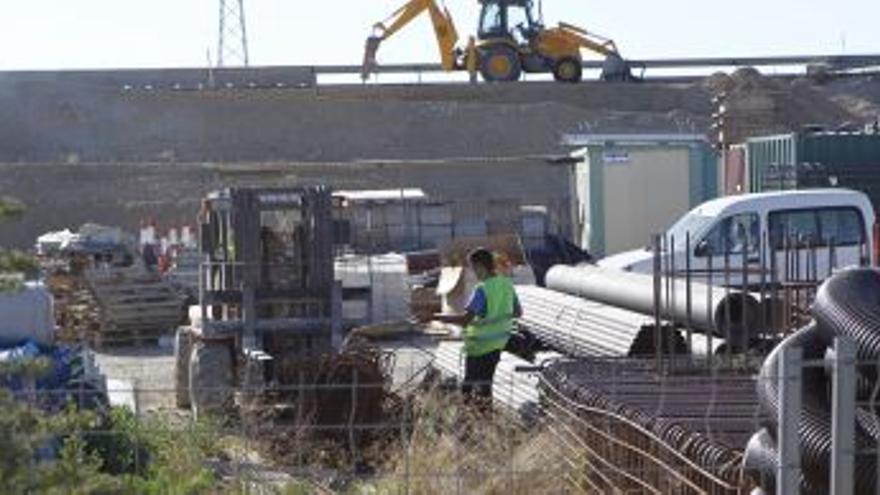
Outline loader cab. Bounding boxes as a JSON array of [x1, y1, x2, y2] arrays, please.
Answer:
[[477, 0, 542, 42]]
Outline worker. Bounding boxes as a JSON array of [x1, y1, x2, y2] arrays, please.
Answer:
[[435, 247, 522, 406]]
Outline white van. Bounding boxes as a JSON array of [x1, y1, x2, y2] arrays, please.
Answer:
[[599, 189, 876, 285]]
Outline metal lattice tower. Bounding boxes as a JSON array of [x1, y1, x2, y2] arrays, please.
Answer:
[[217, 0, 249, 67]]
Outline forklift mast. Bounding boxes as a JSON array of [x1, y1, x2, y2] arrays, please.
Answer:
[[198, 186, 342, 360]]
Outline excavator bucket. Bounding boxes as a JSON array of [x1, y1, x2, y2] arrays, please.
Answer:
[[601, 53, 636, 82], [361, 36, 382, 81]]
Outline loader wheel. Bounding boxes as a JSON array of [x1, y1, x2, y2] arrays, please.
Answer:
[[480, 46, 522, 82], [189, 338, 234, 419], [553, 57, 582, 83]]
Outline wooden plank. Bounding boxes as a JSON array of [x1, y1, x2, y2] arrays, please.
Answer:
[[91, 284, 175, 296], [103, 311, 181, 323], [99, 299, 182, 310]]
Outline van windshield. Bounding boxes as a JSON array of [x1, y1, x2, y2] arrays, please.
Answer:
[[664, 211, 715, 250]]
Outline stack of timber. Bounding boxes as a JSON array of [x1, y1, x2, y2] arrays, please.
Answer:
[[47, 271, 103, 343], [84, 266, 183, 345]]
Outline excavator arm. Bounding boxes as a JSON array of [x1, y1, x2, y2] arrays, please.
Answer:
[[361, 0, 461, 80], [554, 22, 621, 58], [540, 21, 634, 81]]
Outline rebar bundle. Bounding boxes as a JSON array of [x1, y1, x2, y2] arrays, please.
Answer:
[[541, 358, 757, 492]]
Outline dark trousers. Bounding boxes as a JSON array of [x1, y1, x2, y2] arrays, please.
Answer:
[[462, 350, 501, 403]]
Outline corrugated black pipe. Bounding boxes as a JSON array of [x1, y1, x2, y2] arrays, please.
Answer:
[[743, 324, 833, 494], [744, 268, 880, 494]]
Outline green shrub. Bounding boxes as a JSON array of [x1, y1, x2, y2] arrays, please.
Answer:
[[0, 250, 39, 277], [0, 197, 25, 218], [0, 385, 221, 494]]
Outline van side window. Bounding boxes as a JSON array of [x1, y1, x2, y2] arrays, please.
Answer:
[[698, 213, 759, 256], [769, 209, 819, 248], [769, 207, 865, 248], [818, 207, 865, 246]]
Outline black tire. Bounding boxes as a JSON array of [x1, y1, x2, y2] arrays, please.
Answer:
[[553, 57, 582, 83], [479, 45, 522, 82], [189, 339, 234, 419]]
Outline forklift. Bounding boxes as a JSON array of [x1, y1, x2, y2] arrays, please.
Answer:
[[176, 187, 343, 416]]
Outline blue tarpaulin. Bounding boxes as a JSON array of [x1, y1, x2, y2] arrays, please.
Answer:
[[0, 339, 103, 412]]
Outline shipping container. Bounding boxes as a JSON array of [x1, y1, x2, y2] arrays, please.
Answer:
[[747, 131, 880, 193], [567, 134, 718, 257]]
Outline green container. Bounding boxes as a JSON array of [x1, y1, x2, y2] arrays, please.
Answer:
[[747, 132, 880, 192]]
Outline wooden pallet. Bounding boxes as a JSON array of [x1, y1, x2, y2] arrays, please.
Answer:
[[85, 266, 183, 343], [84, 328, 166, 348]]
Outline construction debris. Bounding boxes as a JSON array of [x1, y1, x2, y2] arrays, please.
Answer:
[[251, 338, 398, 465]]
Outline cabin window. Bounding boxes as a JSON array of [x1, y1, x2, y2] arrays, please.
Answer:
[[698, 213, 759, 256], [479, 3, 504, 36]]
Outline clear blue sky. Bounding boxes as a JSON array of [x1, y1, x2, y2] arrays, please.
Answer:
[[3, 0, 878, 70]]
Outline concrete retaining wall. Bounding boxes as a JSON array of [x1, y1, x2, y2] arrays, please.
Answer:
[[0, 158, 570, 248]]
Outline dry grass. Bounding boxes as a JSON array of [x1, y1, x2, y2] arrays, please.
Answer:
[[352, 389, 573, 494]]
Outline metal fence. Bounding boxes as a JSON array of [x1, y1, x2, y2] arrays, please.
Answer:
[[1, 336, 576, 494], [644, 227, 871, 370], [7, 328, 880, 493]]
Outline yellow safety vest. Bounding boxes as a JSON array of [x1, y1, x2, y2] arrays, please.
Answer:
[[464, 276, 516, 357]]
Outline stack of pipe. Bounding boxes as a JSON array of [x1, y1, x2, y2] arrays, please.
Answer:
[[516, 285, 685, 358], [545, 264, 761, 347]]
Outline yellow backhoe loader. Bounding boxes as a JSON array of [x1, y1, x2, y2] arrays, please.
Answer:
[[362, 0, 634, 83]]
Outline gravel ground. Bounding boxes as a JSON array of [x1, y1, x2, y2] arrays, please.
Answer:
[[94, 343, 176, 412]]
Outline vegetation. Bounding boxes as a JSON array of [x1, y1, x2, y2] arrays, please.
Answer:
[[0, 249, 39, 276], [0, 251, 40, 293], [0, 198, 34, 293], [0, 196, 25, 218], [349, 390, 570, 495], [0, 355, 222, 494], [0, 396, 222, 494]]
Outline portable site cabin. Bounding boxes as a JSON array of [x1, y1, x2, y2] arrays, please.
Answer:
[[565, 134, 718, 257]]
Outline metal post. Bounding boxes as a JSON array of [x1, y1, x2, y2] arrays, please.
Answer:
[[831, 336, 857, 495], [652, 235, 662, 369], [331, 281, 343, 350], [760, 230, 768, 341], [669, 234, 677, 365], [685, 232, 693, 355], [706, 250, 714, 367], [829, 236, 837, 278], [723, 242, 732, 360], [741, 228, 749, 354], [777, 345, 803, 495], [242, 286, 256, 348]]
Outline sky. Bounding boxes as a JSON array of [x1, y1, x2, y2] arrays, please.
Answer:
[[2, 0, 878, 71]]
